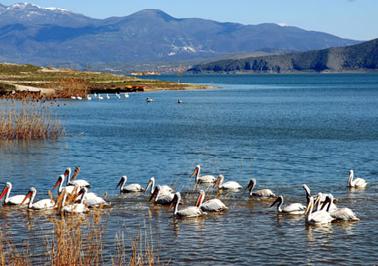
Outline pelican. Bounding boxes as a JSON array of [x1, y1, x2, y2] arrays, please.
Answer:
[[65, 167, 90, 188], [316, 192, 337, 212], [348, 170, 367, 188], [149, 185, 175, 205], [171, 192, 206, 218], [124, 93, 129, 98], [94, 93, 98, 98], [98, 94, 104, 100], [196, 190, 228, 212], [70, 96, 77, 100], [117, 176, 145, 193], [214, 175, 242, 191], [303, 184, 335, 208], [21, 187, 55, 210], [191, 165, 216, 184], [322, 195, 359, 221], [76, 96, 83, 100], [87, 95, 92, 100], [305, 196, 334, 225], [0, 182, 30, 206], [270, 195, 306, 215], [246, 178, 276, 199], [116, 93, 121, 99], [61, 188, 89, 214], [106, 93, 110, 99], [145, 176, 174, 195], [52, 174, 79, 195]]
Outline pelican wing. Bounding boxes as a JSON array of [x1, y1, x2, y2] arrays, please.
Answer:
[[7, 195, 30, 205], [353, 178, 367, 188], [201, 199, 228, 212], [177, 206, 203, 217], [253, 189, 276, 198], [331, 208, 359, 221], [156, 193, 174, 205], [197, 175, 216, 183], [283, 203, 306, 214], [123, 183, 144, 192], [32, 199, 55, 210], [70, 179, 90, 187], [221, 181, 242, 190], [309, 210, 334, 224]]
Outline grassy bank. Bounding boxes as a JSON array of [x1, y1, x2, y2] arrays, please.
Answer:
[[0, 63, 207, 99]]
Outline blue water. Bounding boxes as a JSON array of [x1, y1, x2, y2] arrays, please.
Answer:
[[1, 74, 378, 264]]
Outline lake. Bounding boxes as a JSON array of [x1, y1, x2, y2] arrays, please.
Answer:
[[1, 73, 377, 264]]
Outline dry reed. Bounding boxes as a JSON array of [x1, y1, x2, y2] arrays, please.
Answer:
[[0, 101, 63, 140], [0, 211, 161, 266], [53, 78, 89, 98]]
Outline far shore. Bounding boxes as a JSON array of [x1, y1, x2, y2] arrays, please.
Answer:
[[0, 63, 209, 100]]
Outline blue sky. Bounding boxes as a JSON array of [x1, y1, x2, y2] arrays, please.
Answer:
[[1, 0, 377, 40]]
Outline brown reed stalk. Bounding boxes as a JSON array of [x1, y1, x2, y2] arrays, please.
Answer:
[[53, 78, 89, 98], [0, 101, 64, 140]]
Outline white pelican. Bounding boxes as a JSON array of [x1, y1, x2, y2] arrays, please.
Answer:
[[303, 184, 336, 209], [0, 182, 30, 206], [52, 174, 79, 195], [348, 170, 367, 188], [117, 176, 145, 193], [87, 95, 92, 100], [94, 93, 98, 98], [76, 96, 83, 100], [70, 96, 77, 100], [171, 192, 206, 218], [145, 176, 174, 195], [65, 167, 90, 188], [98, 94, 104, 100], [246, 178, 276, 199], [116, 93, 121, 99], [124, 93, 129, 98], [305, 196, 334, 225], [149, 185, 175, 205], [214, 175, 242, 191], [61, 188, 89, 214], [196, 190, 228, 212], [191, 165, 216, 184], [270, 195, 306, 215], [322, 195, 359, 221], [106, 93, 110, 99], [316, 192, 337, 212], [21, 187, 55, 210]]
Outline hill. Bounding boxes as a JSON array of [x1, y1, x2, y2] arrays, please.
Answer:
[[0, 3, 359, 71], [188, 38, 378, 73]]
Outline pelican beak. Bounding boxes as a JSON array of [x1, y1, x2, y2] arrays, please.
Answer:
[[64, 169, 69, 177], [116, 179, 123, 189], [0, 186, 9, 200], [270, 197, 279, 208], [52, 178, 62, 190], [145, 181, 152, 193], [21, 191, 32, 205], [149, 188, 158, 201], [195, 193, 203, 207], [305, 201, 312, 215], [191, 167, 198, 178]]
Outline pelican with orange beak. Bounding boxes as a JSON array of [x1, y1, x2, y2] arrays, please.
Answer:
[[270, 195, 306, 215], [305, 196, 334, 225], [0, 182, 30, 206], [196, 190, 228, 212], [191, 165, 216, 184], [52, 174, 77, 195], [21, 187, 55, 210]]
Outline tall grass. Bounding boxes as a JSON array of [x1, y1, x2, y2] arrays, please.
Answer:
[[0, 101, 63, 140], [0, 212, 161, 265]]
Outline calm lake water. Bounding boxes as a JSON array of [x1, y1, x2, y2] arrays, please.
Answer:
[[1, 74, 378, 264]]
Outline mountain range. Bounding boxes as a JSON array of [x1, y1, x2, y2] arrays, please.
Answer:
[[188, 38, 378, 73], [0, 3, 360, 71]]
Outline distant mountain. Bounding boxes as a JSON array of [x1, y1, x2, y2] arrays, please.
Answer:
[[188, 39, 378, 73], [0, 3, 360, 70]]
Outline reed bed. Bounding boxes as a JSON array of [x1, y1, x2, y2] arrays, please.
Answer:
[[53, 78, 89, 98], [0, 211, 161, 266], [0, 101, 63, 140]]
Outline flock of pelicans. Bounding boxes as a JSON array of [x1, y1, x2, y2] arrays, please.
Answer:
[[70, 92, 130, 101], [0, 165, 367, 226]]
